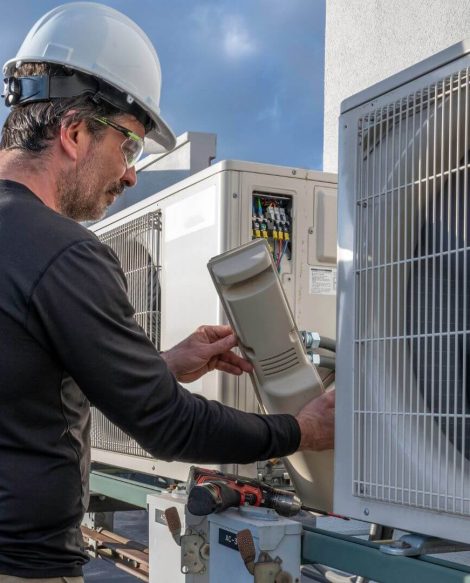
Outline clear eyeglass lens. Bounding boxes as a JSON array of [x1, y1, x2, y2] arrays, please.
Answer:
[[121, 138, 144, 168]]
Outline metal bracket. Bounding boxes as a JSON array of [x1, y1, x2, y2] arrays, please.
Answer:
[[380, 534, 470, 556], [181, 531, 209, 575], [254, 552, 292, 583]]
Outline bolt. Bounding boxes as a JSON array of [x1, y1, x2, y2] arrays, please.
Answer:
[[232, 192, 238, 198], [364, 508, 370, 516], [392, 540, 410, 548], [308, 227, 313, 234]]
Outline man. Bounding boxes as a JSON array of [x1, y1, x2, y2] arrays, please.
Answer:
[[0, 3, 335, 582]]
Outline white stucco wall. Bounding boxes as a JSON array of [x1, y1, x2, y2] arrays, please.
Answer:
[[324, 0, 470, 172]]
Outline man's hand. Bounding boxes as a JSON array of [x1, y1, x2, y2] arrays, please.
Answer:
[[161, 325, 253, 383], [295, 389, 335, 451]]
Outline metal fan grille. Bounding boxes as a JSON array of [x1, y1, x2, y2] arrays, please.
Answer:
[[90, 211, 162, 459], [353, 68, 470, 515]]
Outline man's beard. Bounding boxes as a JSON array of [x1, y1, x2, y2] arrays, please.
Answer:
[[56, 152, 124, 221]]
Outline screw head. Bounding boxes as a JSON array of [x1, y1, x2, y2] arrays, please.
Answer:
[[363, 508, 370, 516], [392, 540, 410, 549], [232, 192, 238, 198]]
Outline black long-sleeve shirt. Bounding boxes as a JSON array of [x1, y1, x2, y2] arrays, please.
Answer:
[[0, 180, 300, 578]]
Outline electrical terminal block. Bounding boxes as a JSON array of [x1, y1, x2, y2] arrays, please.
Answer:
[[252, 218, 261, 239], [252, 193, 292, 273], [260, 219, 268, 238]]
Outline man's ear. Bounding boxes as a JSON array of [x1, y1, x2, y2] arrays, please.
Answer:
[[59, 119, 86, 162]]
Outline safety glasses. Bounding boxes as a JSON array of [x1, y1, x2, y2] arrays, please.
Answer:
[[93, 116, 144, 168]]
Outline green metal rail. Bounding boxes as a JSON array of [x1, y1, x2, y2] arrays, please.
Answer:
[[90, 470, 164, 508], [302, 527, 470, 583]]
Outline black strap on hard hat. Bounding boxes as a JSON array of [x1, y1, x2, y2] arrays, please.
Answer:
[[2, 69, 153, 133]]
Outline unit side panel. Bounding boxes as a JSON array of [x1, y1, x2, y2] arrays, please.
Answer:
[[335, 110, 360, 516], [297, 183, 337, 340], [159, 173, 229, 396]]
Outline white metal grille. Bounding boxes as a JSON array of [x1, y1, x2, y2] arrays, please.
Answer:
[[353, 68, 470, 515], [91, 211, 162, 459]]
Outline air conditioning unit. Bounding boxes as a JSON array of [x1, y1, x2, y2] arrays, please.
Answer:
[[89, 160, 337, 487], [335, 40, 470, 542]]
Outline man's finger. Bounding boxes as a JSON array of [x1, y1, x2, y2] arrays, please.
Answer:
[[214, 361, 244, 376], [199, 324, 234, 340], [219, 351, 253, 373], [322, 389, 336, 406], [204, 333, 238, 356]]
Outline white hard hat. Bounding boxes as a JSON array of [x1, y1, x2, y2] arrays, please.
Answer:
[[3, 2, 176, 152]]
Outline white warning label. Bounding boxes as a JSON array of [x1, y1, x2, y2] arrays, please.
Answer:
[[309, 267, 337, 295]]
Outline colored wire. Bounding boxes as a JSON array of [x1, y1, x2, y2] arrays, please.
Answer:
[[277, 240, 288, 270]]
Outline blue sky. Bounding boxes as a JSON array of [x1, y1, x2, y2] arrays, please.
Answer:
[[0, 1, 326, 169]]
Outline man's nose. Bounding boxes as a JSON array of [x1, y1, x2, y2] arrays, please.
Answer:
[[121, 165, 137, 188]]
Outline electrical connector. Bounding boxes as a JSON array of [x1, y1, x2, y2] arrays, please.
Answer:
[[306, 353, 336, 370], [307, 352, 321, 366], [300, 330, 336, 352], [300, 330, 320, 350], [252, 219, 261, 239]]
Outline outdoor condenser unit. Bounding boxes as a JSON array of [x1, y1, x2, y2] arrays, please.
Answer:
[[336, 40, 470, 543], [89, 160, 337, 486]]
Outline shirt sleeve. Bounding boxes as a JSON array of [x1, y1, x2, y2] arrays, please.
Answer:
[[25, 239, 301, 463]]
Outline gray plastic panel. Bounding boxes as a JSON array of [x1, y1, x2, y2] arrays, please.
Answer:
[[208, 239, 334, 510]]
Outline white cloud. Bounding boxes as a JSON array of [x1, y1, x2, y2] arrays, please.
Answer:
[[191, 5, 257, 60], [222, 15, 256, 59]]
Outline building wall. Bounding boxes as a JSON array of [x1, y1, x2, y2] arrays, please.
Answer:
[[324, 0, 470, 172]]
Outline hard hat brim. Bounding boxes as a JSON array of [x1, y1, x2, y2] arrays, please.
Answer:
[[145, 114, 176, 153]]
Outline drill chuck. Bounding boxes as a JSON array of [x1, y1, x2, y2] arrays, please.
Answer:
[[264, 490, 302, 517]]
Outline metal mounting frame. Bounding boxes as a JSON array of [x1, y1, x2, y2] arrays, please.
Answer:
[[302, 527, 470, 583]]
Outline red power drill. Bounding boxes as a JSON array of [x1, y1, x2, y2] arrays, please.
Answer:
[[186, 466, 302, 518]]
